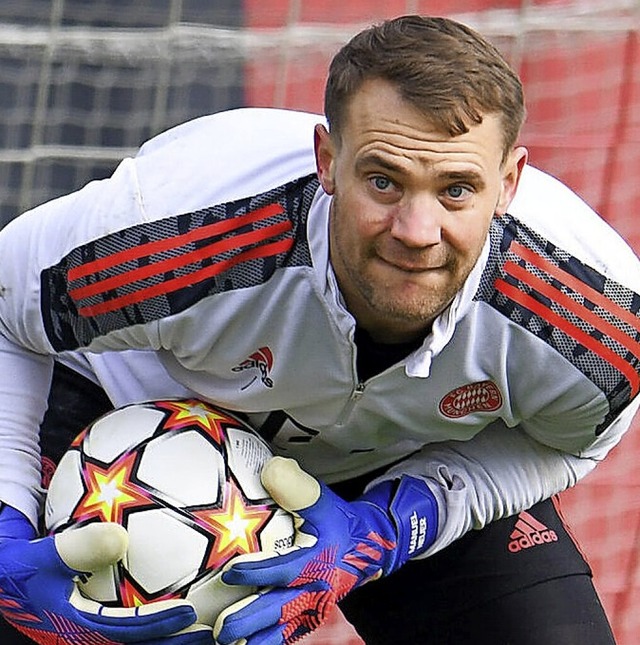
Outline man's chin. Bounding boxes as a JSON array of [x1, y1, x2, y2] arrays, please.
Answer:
[[367, 297, 445, 327]]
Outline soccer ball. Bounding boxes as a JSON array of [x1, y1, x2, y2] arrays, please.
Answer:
[[44, 399, 295, 627]]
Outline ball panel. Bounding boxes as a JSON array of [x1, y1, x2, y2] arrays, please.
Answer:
[[259, 508, 297, 553], [79, 563, 120, 603], [44, 450, 85, 531], [137, 430, 224, 506], [225, 426, 272, 501], [83, 406, 165, 462], [126, 509, 209, 594]]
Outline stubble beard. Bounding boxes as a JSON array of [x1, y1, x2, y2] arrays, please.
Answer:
[[329, 197, 467, 334], [351, 259, 463, 327]]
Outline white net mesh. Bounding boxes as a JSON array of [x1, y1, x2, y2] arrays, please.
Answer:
[[2, 1, 638, 226]]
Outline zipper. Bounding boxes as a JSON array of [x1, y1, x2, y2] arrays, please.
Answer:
[[335, 381, 366, 427]]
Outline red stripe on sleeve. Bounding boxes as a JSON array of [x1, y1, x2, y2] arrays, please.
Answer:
[[77, 237, 294, 316], [510, 241, 640, 335], [504, 260, 640, 362], [495, 278, 640, 397], [67, 203, 284, 281], [69, 219, 292, 301]]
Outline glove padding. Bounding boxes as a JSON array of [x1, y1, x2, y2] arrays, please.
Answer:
[[214, 457, 438, 645], [0, 505, 213, 645]]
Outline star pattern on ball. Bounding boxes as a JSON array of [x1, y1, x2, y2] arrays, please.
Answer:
[[70, 425, 90, 448], [156, 399, 231, 445], [75, 451, 155, 524], [192, 479, 273, 571], [117, 571, 176, 608]]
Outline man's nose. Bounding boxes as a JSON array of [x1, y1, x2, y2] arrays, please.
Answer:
[[390, 198, 442, 248]]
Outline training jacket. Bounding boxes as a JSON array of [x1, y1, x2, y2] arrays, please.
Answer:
[[1, 108, 639, 553]]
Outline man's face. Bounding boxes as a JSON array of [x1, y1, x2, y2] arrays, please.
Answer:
[[315, 78, 527, 343]]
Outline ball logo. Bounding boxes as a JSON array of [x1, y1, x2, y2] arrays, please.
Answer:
[[439, 380, 502, 418]]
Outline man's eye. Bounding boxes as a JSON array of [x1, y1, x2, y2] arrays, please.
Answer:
[[446, 185, 471, 199], [370, 176, 393, 191]]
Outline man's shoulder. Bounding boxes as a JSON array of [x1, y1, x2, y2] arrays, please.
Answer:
[[137, 108, 324, 159], [509, 165, 602, 240], [473, 166, 640, 430], [131, 108, 323, 216], [480, 165, 640, 311], [506, 165, 640, 290]]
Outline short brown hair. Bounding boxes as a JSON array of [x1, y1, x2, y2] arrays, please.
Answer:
[[324, 15, 525, 160]]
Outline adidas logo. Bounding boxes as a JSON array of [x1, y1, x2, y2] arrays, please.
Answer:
[[508, 510, 558, 553]]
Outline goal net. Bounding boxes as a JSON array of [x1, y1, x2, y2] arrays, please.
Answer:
[[0, 0, 638, 642]]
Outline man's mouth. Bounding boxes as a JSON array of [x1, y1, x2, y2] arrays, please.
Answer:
[[377, 255, 446, 273]]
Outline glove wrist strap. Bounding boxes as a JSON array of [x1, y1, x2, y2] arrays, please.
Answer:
[[357, 475, 438, 574]]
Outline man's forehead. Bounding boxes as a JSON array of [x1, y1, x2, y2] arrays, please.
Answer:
[[345, 121, 506, 179], [342, 80, 505, 151]]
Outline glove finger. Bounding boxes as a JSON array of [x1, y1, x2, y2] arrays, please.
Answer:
[[221, 548, 316, 588], [55, 523, 128, 573], [136, 623, 214, 645], [262, 461, 343, 543], [261, 458, 321, 513], [71, 589, 197, 641], [3, 532, 92, 580], [214, 587, 302, 645]]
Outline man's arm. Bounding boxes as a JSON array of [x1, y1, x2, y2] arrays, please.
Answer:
[[212, 399, 638, 644], [371, 399, 640, 555]]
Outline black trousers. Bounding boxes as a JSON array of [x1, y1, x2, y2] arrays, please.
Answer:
[[1, 363, 617, 644], [339, 499, 616, 644]]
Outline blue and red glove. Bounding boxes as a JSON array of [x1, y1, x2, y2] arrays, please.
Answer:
[[214, 457, 438, 645], [0, 503, 212, 645]]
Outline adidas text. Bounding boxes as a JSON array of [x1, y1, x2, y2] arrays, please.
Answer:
[[508, 528, 558, 553]]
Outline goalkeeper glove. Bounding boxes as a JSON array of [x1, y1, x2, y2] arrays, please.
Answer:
[[214, 456, 438, 645], [0, 503, 213, 645]]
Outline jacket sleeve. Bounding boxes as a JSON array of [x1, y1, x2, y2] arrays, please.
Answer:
[[369, 395, 640, 557], [0, 157, 153, 523]]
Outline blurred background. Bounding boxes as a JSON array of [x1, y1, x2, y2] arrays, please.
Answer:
[[0, 0, 638, 642]]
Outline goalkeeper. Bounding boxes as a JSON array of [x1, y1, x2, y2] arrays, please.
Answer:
[[0, 13, 639, 645]]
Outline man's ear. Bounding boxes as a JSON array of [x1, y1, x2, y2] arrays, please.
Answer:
[[495, 146, 528, 215], [314, 123, 336, 195]]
